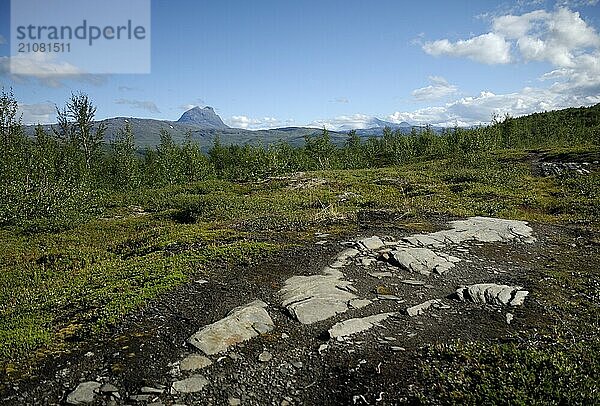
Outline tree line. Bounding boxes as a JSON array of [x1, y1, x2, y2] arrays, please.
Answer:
[[1, 89, 598, 231]]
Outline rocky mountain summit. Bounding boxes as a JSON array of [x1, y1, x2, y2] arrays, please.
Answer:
[[177, 106, 229, 130]]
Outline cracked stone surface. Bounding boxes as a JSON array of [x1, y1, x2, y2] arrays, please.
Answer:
[[403, 216, 535, 248], [328, 313, 396, 340], [187, 300, 274, 355], [389, 247, 461, 275], [279, 269, 358, 324], [455, 283, 529, 306]]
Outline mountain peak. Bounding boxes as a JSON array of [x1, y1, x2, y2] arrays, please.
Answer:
[[177, 106, 228, 129]]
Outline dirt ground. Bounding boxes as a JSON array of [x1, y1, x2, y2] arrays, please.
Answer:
[[3, 214, 599, 405]]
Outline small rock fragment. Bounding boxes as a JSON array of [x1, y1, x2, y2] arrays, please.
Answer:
[[180, 354, 213, 371], [258, 351, 272, 362], [369, 272, 393, 278], [100, 383, 119, 393], [401, 279, 426, 286], [66, 381, 101, 405], [405, 299, 443, 316], [141, 387, 164, 394], [348, 298, 372, 309], [172, 375, 209, 393], [328, 313, 395, 340], [360, 236, 385, 251], [506, 313, 514, 324]]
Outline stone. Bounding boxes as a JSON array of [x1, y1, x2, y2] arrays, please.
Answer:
[[455, 284, 529, 306], [180, 354, 213, 371], [337, 248, 360, 261], [401, 279, 426, 286], [369, 272, 393, 278], [506, 313, 514, 324], [377, 294, 403, 301], [171, 375, 209, 393], [405, 299, 443, 316], [361, 257, 377, 267], [228, 397, 242, 405], [348, 298, 372, 309], [130, 394, 154, 402], [390, 248, 460, 275], [99, 383, 119, 393], [66, 381, 101, 405], [141, 387, 164, 394], [279, 271, 357, 324], [359, 236, 385, 251], [328, 313, 395, 340], [404, 217, 535, 248], [188, 300, 274, 355], [258, 351, 272, 362]]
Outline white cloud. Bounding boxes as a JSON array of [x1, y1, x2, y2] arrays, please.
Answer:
[[492, 10, 549, 39], [18, 102, 56, 125], [308, 114, 376, 131], [228, 115, 281, 130], [424, 7, 600, 68], [115, 99, 160, 114], [0, 53, 105, 87], [0, 35, 6, 45], [412, 76, 458, 100], [413, 6, 600, 126], [423, 33, 512, 64], [389, 85, 600, 127], [506, 8, 600, 67], [556, 0, 599, 6]]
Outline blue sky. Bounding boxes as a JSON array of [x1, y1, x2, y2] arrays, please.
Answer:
[[1, 0, 599, 130]]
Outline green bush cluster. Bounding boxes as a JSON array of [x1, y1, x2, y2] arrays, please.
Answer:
[[1, 89, 599, 231]]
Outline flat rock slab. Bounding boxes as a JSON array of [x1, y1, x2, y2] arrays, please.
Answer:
[[188, 300, 274, 355], [455, 283, 529, 306], [180, 354, 213, 371], [401, 279, 426, 286], [337, 248, 360, 261], [172, 375, 209, 393], [66, 381, 101, 405], [359, 236, 385, 251], [404, 217, 535, 248], [390, 247, 460, 275], [405, 299, 444, 317], [329, 312, 396, 340], [280, 270, 358, 324]]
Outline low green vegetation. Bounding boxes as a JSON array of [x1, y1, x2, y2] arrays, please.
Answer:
[[0, 89, 599, 401]]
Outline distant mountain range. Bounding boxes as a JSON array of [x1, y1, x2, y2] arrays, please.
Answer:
[[28, 106, 442, 150]]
